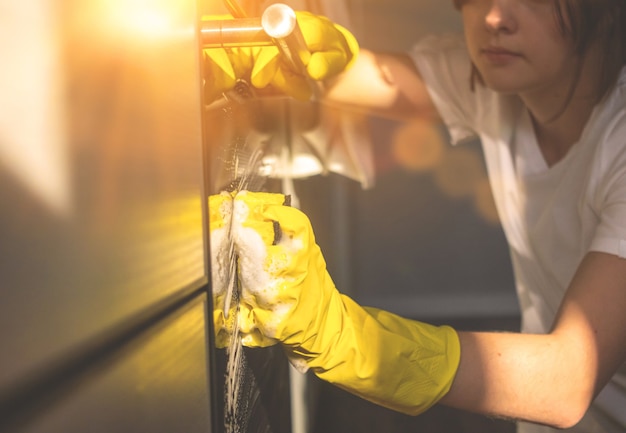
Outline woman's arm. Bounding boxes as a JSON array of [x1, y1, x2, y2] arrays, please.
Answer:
[[324, 49, 440, 121], [440, 251, 626, 429]]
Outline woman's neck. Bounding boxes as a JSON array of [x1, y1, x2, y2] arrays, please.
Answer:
[[527, 98, 596, 166], [521, 51, 601, 167]]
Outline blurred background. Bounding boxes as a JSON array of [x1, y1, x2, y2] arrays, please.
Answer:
[[0, 0, 517, 432]]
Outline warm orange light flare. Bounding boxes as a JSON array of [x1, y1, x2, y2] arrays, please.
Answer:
[[0, 1, 70, 216], [391, 120, 445, 172]]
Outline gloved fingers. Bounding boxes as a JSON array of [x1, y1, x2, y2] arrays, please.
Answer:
[[212, 301, 237, 349], [270, 66, 313, 101], [307, 51, 350, 81], [203, 48, 237, 102], [251, 12, 360, 91], [258, 204, 319, 283], [203, 45, 255, 103], [296, 11, 340, 52], [296, 12, 359, 80], [229, 47, 255, 78], [240, 329, 278, 347], [208, 191, 234, 231], [202, 12, 358, 102], [201, 14, 254, 80], [231, 191, 307, 344], [213, 286, 283, 349], [209, 192, 235, 305], [250, 46, 281, 89], [209, 192, 237, 348], [261, 203, 315, 245], [232, 191, 287, 227], [249, 46, 311, 100], [238, 302, 282, 347], [233, 191, 287, 247], [249, 43, 321, 99]]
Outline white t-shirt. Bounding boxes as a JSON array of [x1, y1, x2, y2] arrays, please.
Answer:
[[410, 34, 626, 433]]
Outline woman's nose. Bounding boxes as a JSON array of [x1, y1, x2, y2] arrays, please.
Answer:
[[485, 0, 516, 33]]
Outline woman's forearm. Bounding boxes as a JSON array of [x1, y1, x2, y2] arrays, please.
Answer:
[[324, 49, 439, 120], [441, 330, 595, 429]]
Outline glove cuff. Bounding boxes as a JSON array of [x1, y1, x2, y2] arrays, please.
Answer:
[[291, 294, 461, 416]]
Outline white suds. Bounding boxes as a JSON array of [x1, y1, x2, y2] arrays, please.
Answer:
[[212, 188, 305, 432], [224, 307, 246, 433]]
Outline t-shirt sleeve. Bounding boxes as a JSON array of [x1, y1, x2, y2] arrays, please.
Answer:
[[589, 113, 626, 259], [408, 34, 480, 145]]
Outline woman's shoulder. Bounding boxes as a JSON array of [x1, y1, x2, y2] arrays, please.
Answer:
[[597, 67, 626, 143], [587, 72, 626, 175]]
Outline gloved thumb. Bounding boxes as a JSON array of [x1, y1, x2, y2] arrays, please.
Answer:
[[307, 50, 350, 81], [297, 13, 359, 80]]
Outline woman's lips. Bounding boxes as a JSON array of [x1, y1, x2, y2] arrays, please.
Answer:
[[481, 47, 521, 65]]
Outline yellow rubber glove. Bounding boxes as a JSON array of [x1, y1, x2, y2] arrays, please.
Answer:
[[209, 191, 287, 348], [209, 191, 238, 348], [230, 191, 461, 416], [202, 11, 359, 103]]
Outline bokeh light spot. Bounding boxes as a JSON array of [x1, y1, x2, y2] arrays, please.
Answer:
[[391, 119, 445, 172], [434, 146, 484, 198]]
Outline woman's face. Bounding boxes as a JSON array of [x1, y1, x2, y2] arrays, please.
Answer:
[[461, 0, 579, 98]]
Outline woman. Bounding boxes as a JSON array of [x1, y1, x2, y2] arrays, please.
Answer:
[[207, 1, 626, 431]]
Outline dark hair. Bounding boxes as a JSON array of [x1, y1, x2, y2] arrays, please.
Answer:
[[454, 0, 626, 104]]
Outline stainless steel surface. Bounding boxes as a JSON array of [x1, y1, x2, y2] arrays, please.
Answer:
[[223, 0, 248, 18], [0, 0, 207, 400], [201, 18, 272, 48], [261, 4, 309, 70], [20, 299, 212, 433], [261, 3, 321, 99]]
